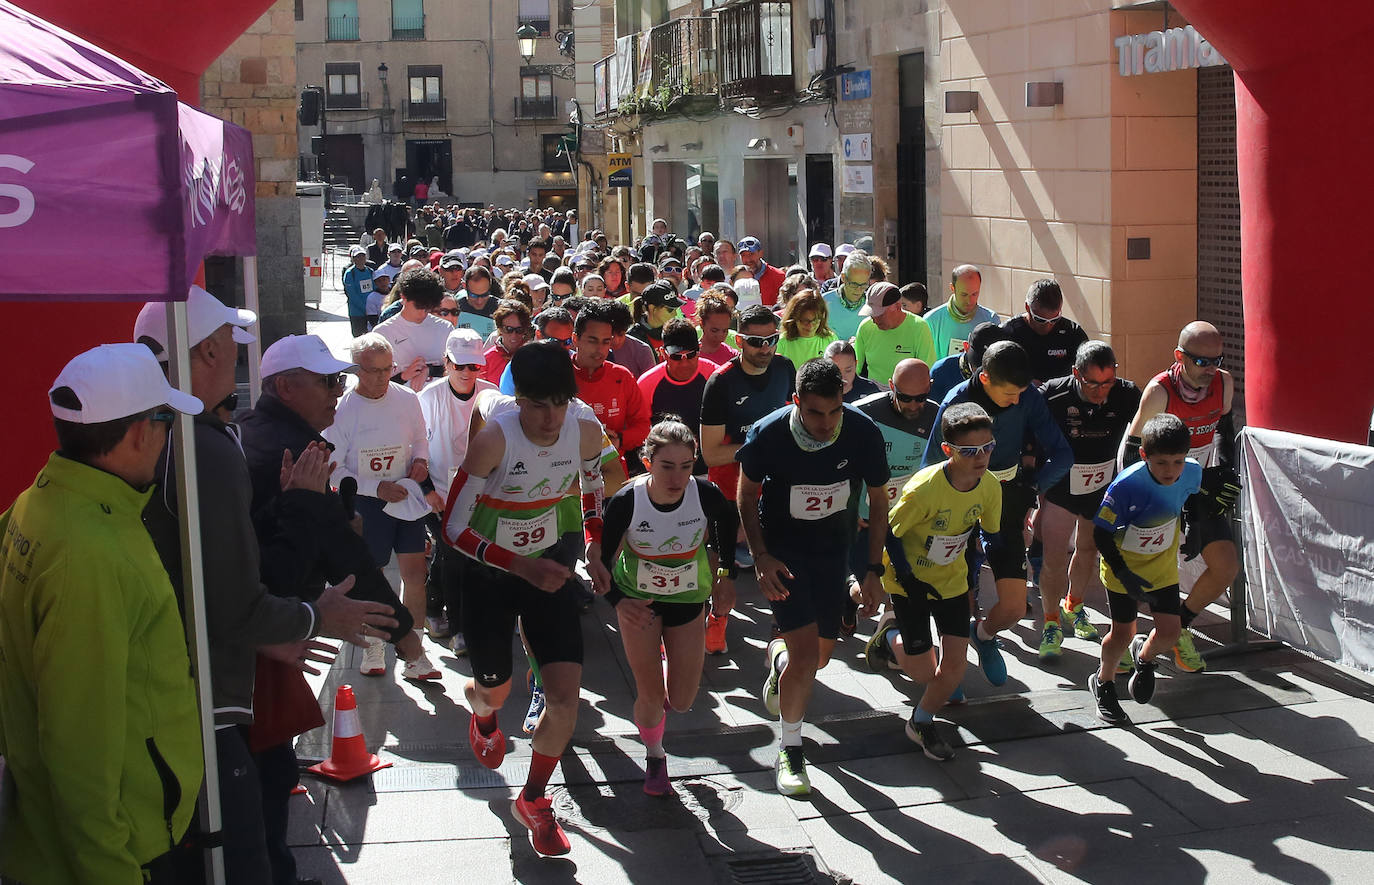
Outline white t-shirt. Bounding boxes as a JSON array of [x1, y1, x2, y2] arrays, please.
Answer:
[[374, 312, 452, 374], [418, 376, 497, 499], [323, 382, 430, 500]]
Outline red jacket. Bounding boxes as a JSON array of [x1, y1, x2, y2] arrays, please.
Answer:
[[757, 263, 786, 307], [575, 360, 651, 452]]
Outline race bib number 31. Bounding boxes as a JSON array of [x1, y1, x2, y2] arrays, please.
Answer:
[[789, 480, 850, 521], [495, 508, 558, 555], [1069, 459, 1115, 495], [1123, 519, 1176, 555], [636, 559, 698, 596]]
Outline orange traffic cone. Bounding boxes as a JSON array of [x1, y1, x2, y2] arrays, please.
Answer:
[[308, 684, 392, 782]]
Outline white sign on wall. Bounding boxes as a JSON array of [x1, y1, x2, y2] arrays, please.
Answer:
[[1115, 26, 1226, 77], [841, 133, 872, 163], [842, 164, 873, 194]]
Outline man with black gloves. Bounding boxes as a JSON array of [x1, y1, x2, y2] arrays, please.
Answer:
[[136, 292, 399, 883], [923, 341, 1073, 686], [1119, 321, 1241, 673]]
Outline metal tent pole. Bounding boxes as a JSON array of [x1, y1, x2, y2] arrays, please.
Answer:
[[244, 256, 262, 407], [166, 300, 225, 884]]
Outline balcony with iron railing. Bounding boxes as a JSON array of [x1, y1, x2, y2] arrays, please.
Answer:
[[716, 0, 794, 100], [327, 15, 360, 41], [648, 16, 717, 97], [391, 14, 425, 40], [403, 98, 446, 121], [325, 90, 369, 110], [514, 96, 557, 120]]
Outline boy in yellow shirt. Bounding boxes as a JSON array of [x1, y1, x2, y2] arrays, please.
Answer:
[[863, 402, 1001, 760]]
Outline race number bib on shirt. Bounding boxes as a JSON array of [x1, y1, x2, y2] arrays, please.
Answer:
[[1123, 518, 1176, 555], [925, 528, 973, 566], [495, 508, 558, 554], [1069, 459, 1115, 495], [947, 338, 966, 358], [635, 559, 699, 596], [789, 480, 850, 520], [359, 444, 405, 480], [359, 277, 373, 293], [884, 473, 913, 503]]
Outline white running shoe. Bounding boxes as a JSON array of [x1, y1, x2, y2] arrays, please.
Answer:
[[448, 632, 468, 656], [359, 637, 387, 676], [402, 652, 441, 681]]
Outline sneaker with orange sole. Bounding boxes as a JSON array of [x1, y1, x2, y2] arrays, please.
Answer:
[[704, 612, 728, 655], [513, 793, 571, 856]]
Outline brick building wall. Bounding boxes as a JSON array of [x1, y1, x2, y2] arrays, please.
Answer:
[[201, 0, 304, 346]]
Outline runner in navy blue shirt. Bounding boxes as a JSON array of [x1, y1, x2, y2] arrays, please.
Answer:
[[737, 358, 889, 797]]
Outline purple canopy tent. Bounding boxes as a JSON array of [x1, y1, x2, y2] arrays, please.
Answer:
[[1, 3, 261, 880]]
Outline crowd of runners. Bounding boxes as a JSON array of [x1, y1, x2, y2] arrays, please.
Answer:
[[0, 209, 1243, 880]]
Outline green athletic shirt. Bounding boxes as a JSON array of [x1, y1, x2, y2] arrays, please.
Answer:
[[852, 312, 937, 387]]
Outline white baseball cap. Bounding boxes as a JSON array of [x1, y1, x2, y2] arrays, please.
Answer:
[[444, 328, 486, 365], [372, 266, 394, 281], [259, 334, 356, 378], [50, 343, 203, 423], [835, 243, 856, 257], [134, 285, 257, 362], [523, 273, 549, 291], [808, 243, 833, 259], [348, 245, 366, 257]]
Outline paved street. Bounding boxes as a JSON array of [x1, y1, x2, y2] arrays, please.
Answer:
[[292, 273, 1374, 884]]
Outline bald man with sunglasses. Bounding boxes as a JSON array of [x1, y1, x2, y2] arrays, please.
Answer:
[[1119, 321, 1241, 674]]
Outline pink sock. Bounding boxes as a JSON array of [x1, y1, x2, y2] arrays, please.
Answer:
[[637, 716, 666, 757]]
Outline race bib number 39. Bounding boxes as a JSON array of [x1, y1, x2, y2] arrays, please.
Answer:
[[359, 444, 405, 480], [1123, 518, 1176, 555], [635, 559, 698, 596], [495, 508, 558, 555], [789, 480, 850, 521], [1069, 459, 1115, 495]]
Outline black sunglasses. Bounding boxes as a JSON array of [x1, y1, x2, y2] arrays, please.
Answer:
[[1180, 348, 1224, 368], [739, 332, 780, 348], [892, 391, 927, 404], [318, 372, 344, 388], [434, 308, 461, 317]]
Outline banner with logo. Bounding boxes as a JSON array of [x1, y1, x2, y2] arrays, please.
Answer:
[[1238, 427, 1374, 672], [0, 0, 256, 302]]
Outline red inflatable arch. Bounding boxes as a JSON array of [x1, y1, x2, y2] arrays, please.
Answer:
[[1171, 0, 1374, 443], [2, 0, 274, 507]]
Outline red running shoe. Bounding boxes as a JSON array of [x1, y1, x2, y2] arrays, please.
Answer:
[[643, 756, 670, 797], [512, 793, 571, 856], [704, 613, 728, 655], [468, 713, 506, 770]]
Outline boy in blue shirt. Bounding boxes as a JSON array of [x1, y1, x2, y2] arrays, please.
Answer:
[[342, 245, 375, 336], [1089, 413, 1202, 725]]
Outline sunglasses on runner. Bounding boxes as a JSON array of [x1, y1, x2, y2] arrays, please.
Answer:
[[1027, 304, 1060, 325], [433, 308, 461, 317], [667, 350, 699, 361], [892, 391, 927, 404], [1180, 348, 1224, 368], [948, 440, 996, 457], [452, 363, 483, 372], [739, 332, 781, 348], [500, 324, 530, 336]]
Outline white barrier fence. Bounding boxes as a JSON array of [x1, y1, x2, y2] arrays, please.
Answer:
[[1238, 427, 1374, 672]]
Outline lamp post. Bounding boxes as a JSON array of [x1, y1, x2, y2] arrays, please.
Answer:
[[378, 61, 393, 187], [515, 24, 574, 79], [517, 23, 539, 66]]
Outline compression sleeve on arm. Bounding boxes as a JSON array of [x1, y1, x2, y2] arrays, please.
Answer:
[[1216, 411, 1236, 467], [599, 489, 632, 571], [441, 469, 517, 571], [699, 478, 741, 578], [581, 453, 605, 546], [1093, 525, 1129, 577], [884, 531, 914, 576]]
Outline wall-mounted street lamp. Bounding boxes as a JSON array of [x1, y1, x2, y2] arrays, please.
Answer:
[[516, 24, 574, 79]]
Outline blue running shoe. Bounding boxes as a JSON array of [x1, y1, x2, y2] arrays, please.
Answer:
[[970, 618, 1007, 686], [523, 670, 546, 735]]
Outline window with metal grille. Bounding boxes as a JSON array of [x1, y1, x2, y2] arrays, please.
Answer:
[[325, 62, 362, 108], [519, 0, 551, 36], [1197, 65, 1245, 424], [518, 69, 555, 118], [407, 65, 443, 120], [392, 0, 425, 40], [326, 0, 360, 41], [716, 0, 793, 99]]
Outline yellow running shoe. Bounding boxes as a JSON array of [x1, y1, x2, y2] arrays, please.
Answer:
[[1172, 629, 1207, 673]]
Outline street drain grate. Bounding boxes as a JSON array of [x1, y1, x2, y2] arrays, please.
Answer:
[[724, 853, 828, 884], [549, 776, 744, 832]]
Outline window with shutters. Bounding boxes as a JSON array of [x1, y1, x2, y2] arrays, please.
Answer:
[[325, 62, 362, 108]]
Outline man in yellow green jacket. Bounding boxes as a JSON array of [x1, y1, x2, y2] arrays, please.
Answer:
[[0, 343, 204, 884]]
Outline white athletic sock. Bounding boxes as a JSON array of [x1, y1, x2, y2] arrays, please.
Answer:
[[779, 717, 804, 748], [976, 622, 996, 643]]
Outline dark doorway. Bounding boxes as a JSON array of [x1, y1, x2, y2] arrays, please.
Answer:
[[896, 52, 925, 286], [322, 133, 364, 192], [537, 188, 578, 210], [805, 154, 834, 249], [405, 139, 453, 196]]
